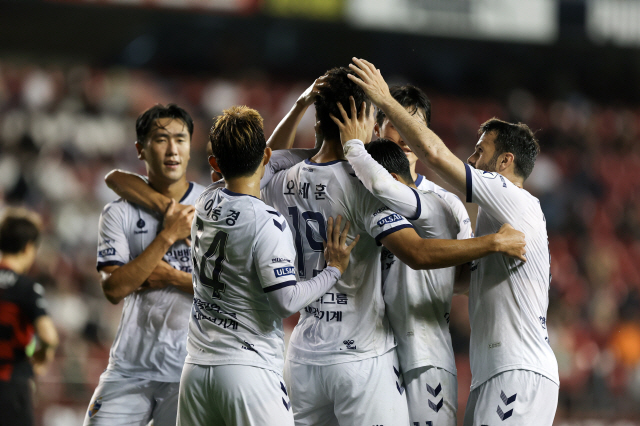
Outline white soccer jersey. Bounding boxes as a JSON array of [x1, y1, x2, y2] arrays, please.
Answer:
[[416, 174, 473, 240], [383, 188, 460, 374], [341, 139, 464, 374], [185, 186, 299, 374], [464, 164, 559, 390], [262, 159, 413, 365], [96, 182, 206, 382]]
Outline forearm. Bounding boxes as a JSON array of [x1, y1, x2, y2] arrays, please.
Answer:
[[171, 270, 194, 295], [266, 101, 310, 151], [343, 139, 419, 218], [105, 170, 170, 213], [102, 232, 176, 303], [267, 267, 341, 318], [412, 235, 499, 270]]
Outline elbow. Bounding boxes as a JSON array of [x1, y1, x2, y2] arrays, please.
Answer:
[[104, 169, 120, 190], [101, 283, 122, 305]]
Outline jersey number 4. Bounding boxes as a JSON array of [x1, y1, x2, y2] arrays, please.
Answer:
[[193, 217, 228, 299]]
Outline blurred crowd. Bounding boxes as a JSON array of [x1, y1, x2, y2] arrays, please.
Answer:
[[1, 60, 639, 424]]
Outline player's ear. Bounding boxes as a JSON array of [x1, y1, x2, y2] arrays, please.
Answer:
[[208, 155, 222, 173], [135, 141, 145, 160], [500, 152, 515, 173], [263, 147, 272, 165], [373, 122, 381, 138], [390, 172, 401, 182]]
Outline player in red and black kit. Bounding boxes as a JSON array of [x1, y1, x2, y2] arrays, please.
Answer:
[[0, 209, 58, 426]]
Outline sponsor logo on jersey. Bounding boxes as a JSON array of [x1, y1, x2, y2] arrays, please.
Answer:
[[88, 397, 103, 418], [272, 257, 291, 263], [377, 213, 402, 227], [98, 248, 116, 257], [343, 339, 356, 349], [274, 266, 295, 278], [489, 341, 501, 349]]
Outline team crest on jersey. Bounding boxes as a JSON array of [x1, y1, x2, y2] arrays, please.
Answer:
[[137, 218, 145, 228], [88, 397, 103, 418]]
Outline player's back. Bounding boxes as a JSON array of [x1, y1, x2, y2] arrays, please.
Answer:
[[416, 174, 472, 240], [383, 189, 460, 374], [262, 159, 412, 365], [464, 165, 558, 390], [186, 186, 296, 374]]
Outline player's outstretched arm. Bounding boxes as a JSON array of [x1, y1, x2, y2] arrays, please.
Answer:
[[266, 76, 326, 151], [381, 223, 526, 270], [105, 169, 171, 213], [265, 216, 359, 318], [100, 200, 194, 304], [331, 97, 420, 218], [31, 315, 59, 376], [347, 57, 467, 194]]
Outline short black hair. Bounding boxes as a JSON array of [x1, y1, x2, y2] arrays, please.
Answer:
[[315, 67, 371, 142], [479, 118, 540, 180], [135, 104, 194, 144], [209, 106, 266, 180], [376, 84, 431, 128], [365, 139, 414, 185], [0, 209, 41, 254]]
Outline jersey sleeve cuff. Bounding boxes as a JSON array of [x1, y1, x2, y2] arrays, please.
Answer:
[[263, 280, 297, 293], [374, 224, 414, 246], [96, 260, 125, 271], [406, 187, 422, 221], [465, 163, 473, 203]]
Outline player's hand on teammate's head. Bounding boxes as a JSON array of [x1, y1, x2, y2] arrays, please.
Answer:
[[495, 223, 527, 262], [347, 58, 392, 107], [162, 199, 195, 245], [298, 75, 329, 107], [324, 215, 360, 275], [330, 96, 376, 145]]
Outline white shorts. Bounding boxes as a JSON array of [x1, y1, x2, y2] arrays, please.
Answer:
[[83, 370, 179, 426], [405, 366, 457, 426], [463, 370, 558, 426], [177, 363, 294, 426], [283, 350, 410, 426]]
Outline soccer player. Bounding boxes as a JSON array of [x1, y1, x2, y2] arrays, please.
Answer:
[[0, 209, 58, 426], [84, 104, 205, 426], [348, 58, 559, 426], [176, 106, 358, 426], [261, 67, 527, 426]]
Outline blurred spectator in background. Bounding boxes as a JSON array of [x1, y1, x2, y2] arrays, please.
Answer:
[[0, 208, 58, 426]]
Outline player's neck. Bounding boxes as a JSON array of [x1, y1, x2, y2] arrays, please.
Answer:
[[224, 175, 261, 199], [311, 138, 346, 163], [502, 170, 524, 189], [409, 163, 418, 182], [0, 255, 28, 275], [148, 176, 190, 201]]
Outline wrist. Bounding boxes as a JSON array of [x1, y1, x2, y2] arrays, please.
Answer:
[[489, 234, 501, 253], [158, 230, 178, 247]]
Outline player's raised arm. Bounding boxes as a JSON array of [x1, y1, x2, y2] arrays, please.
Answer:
[[381, 223, 526, 270], [331, 96, 421, 219], [264, 216, 359, 319], [99, 200, 194, 304], [347, 57, 467, 194], [105, 169, 172, 213], [266, 76, 326, 151]]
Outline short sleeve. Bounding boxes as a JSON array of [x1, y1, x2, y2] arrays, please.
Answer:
[[360, 191, 414, 245], [22, 279, 47, 321], [261, 169, 288, 208], [96, 201, 130, 270], [261, 149, 310, 189], [253, 213, 299, 293], [465, 164, 525, 225]]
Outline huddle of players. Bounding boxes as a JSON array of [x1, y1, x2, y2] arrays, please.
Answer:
[[86, 58, 558, 426]]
